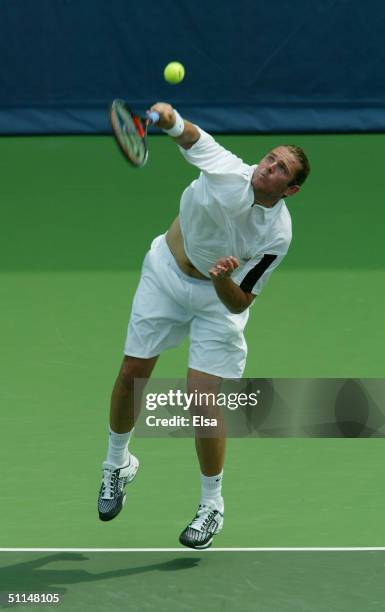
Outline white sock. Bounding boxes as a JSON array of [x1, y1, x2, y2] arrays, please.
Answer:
[[105, 426, 133, 467], [200, 471, 224, 513]]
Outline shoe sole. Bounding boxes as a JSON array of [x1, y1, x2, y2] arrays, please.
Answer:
[[179, 535, 214, 550], [179, 523, 223, 550]]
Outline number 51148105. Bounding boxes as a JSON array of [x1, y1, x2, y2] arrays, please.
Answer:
[[8, 593, 60, 604]]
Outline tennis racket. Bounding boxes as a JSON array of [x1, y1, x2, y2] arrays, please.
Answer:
[[110, 99, 159, 168]]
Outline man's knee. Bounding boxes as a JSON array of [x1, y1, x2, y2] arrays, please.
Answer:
[[187, 368, 222, 396], [117, 355, 158, 391], [187, 368, 225, 435]]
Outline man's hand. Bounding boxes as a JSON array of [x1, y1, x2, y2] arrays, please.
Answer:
[[148, 102, 200, 149], [209, 256, 240, 280], [148, 102, 176, 130], [209, 256, 254, 313]]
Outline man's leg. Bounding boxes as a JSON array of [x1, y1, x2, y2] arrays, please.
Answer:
[[179, 368, 225, 549], [188, 368, 225, 477], [98, 354, 158, 521], [110, 354, 159, 433]]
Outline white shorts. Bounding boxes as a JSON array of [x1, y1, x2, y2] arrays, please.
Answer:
[[124, 234, 249, 378]]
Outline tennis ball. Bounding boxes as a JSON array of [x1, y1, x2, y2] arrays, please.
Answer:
[[164, 62, 185, 84]]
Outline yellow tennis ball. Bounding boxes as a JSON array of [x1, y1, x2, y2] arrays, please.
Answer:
[[164, 62, 185, 84]]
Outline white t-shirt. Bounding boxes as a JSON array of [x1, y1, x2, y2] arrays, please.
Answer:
[[178, 128, 292, 295]]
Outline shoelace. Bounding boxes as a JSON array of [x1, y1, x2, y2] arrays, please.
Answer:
[[190, 505, 217, 532], [102, 469, 119, 499]]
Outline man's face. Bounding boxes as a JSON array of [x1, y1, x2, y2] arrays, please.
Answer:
[[252, 146, 301, 200]]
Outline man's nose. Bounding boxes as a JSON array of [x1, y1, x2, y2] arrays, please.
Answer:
[[268, 161, 277, 173]]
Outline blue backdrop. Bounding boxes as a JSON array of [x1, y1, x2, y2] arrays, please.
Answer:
[[0, 0, 384, 134]]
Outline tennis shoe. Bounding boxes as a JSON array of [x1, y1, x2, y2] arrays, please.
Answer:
[[98, 454, 139, 522], [179, 503, 224, 549]]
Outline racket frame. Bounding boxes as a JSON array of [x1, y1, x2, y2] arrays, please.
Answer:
[[110, 99, 156, 168]]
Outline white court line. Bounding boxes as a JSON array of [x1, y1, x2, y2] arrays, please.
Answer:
[[1, 548, 385, 553]]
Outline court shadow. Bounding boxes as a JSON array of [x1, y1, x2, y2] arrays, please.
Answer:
[[0, 553, 201, 608], [302, 379, 385, 438]]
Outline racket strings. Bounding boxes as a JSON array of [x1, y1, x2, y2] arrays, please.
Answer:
[[112, 105, 147, 166]]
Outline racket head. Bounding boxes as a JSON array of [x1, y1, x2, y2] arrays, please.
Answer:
[[110, 99, 149, 168]]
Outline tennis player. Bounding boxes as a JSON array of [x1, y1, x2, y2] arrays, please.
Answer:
[[97, 103, 310, 549]]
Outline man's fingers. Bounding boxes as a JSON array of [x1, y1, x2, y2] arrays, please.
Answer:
[[228, 256, 239, 269], [209, 267, 229, 279], [209, 256, 239, 280], [217, 256, 239, 269], [208, 267, 220, 277], [221, 258, 236, 273], [149, 102, 174, 129]]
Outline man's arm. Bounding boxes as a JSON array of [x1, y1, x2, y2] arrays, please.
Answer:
[[150, 102, 199, 150], [150, 101, 247, 179], [209, 256, 255, 314]]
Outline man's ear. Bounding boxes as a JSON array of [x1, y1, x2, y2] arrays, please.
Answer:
[[284, 184, 300, 197]]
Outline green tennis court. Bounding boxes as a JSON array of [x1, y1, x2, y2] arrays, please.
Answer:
[[1, 134, 385, 609]]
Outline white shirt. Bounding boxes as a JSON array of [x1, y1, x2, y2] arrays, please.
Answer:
[[178, 128, 292, 295]]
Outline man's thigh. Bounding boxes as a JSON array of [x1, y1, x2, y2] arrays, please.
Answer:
[[188, 305, 249, 379], [124, 241, 192, 359]]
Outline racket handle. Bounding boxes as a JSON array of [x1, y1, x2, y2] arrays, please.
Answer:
[[147, 111, 160, 124]]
